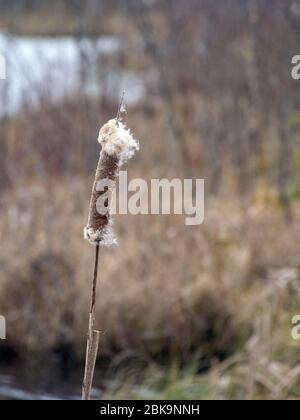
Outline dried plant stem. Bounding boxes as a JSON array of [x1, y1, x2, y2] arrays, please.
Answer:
[[116, 90, 125, 122], [82, 100, 138, 400], [82, 244, 100, 401]]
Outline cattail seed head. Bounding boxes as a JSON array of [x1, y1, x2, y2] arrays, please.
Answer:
[[84, 118, 139, 246]]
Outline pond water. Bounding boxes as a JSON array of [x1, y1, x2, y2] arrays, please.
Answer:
[[0, 33, 145, 114], [0, 362, 102, 400]]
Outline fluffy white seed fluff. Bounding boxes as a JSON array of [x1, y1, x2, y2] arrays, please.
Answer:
[[98, 119, 139, 165], [84, 118, 139, 247], [84, 223, 117, 247]]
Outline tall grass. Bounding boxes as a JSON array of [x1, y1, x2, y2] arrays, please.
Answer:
[[1, 178, 300, 398]]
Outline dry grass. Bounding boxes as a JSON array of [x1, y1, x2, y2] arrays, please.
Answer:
[[1, 175, 300, 398], [1, 0, 299, 400], [1, 100, 300, 398]]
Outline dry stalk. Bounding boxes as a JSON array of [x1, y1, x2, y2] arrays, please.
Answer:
[[82, 97, 139, 400], [82, 244, 100, 400]]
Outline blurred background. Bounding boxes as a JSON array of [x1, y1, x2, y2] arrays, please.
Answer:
[[0, 0, 300, 400]]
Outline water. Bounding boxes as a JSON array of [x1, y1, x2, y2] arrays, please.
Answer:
[[0, 33, 145, 114], [0, 362, 102, 400]]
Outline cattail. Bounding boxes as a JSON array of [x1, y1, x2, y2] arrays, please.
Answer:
[[82, 114, 139, 400], [84, 118, 139, 246]]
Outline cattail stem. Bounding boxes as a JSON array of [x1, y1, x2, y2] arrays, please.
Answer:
[[82, 244, 100, 400], [82, 110, 138, 400], [91, 244, 100, 312]]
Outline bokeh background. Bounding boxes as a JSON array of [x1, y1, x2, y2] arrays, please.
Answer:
[[1, 0, 300, 400]]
